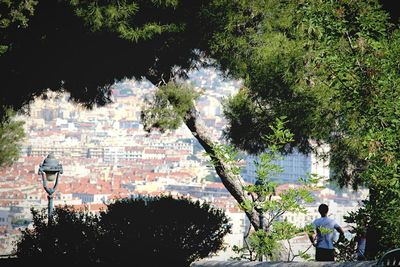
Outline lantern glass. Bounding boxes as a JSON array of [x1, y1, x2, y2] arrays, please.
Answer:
[[45, 171, 57, 182]]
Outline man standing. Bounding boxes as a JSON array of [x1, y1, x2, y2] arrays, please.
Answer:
[[308, 204, 345, 261]]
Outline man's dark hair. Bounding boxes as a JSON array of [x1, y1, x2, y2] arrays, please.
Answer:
[[318, 204, 329, 215]]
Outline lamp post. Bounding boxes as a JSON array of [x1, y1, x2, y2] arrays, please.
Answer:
[[38, 153, 63, 224]]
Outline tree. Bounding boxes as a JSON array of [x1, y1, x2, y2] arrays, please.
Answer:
[[4, 1, 318, 249], [141, 81, 265, 230], [0, 0, 213, 122], [0, 0, 218, 167], [0, 0, 396, 124], [142, 93, 318, 261], [198, 0, 400, 259]]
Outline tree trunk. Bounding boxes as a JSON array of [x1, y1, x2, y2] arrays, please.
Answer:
[[184, 108, 261, 230], [364, 186, 379, 259]]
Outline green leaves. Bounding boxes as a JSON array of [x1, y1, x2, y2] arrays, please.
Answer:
[[262, 116, 295, 151], [71, 1, 138, 31], [70, 0, 187, 42], [119, 22, 185, 42], [249, 229, 280, 260], [200, 117, 316, 261], [0, 0, 38, 56], [208, 142, 242, 175], [0, 0, 37, 29], [317, 225, 333, 235], [141, 82, 200, 133], [0, 108, 25, 167]]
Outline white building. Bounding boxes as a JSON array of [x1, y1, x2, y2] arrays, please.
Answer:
[[103, 147, 125, 163], [207, 210, 247, 261], [72, 193, 110, 204], [54, 192, 83, 206]]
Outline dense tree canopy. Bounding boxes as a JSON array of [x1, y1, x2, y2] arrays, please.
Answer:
[[0, 0, 214, 121], [199, 0, 400, 259], [0, 0, 217, 165], [0, 0, 397, 124], [212, 0, 398, 187]]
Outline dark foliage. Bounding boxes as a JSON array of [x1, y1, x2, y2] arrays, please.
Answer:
[[0, 0, 396, 124], [15, 206, 100, 265], [15, 196, 231, 267], [98, 196, 231, 266], [0, 0, 211, 121]]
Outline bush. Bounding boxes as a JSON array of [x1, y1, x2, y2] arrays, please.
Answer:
[[15, 195, 231, 267], [98, 195, 231, 266], [15, 206, 100, 265]]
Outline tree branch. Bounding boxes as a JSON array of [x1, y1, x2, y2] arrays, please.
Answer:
[[291, 243, 313, 262], [183, 107, 261, 229], [287, 239, 294, 262]]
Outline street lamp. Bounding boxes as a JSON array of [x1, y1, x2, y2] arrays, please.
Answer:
[[38, 153, 63, 224]]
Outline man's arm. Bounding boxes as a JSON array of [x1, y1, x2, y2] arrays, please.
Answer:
[[307, 222, 317, 246], [335, 225, 345, 242], [308, 231, 317, 246]]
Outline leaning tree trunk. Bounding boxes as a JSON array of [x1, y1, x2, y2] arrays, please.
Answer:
[[183, 108, 261, 230]]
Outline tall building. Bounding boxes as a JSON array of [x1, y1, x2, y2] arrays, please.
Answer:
[[243, 144, 330, 184]]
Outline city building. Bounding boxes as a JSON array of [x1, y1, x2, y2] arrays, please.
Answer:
[[243, 144, 330, 185]]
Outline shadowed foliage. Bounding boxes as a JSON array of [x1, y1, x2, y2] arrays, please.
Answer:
[[15, 206, 100, 265], [99, 196, 231, 266], [201, 0, 400, 259], [0, 0, 397, 123], [15, 195, 231, 267], [0, 0, 212, 121]]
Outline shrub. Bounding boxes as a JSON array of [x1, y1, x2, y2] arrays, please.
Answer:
[[15, 206, 100, 265], [98, 195, 231, 266], [15, 195, 231, 267]]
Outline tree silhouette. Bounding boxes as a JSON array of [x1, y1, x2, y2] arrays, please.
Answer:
[[15, 196, 231, 267], [15, 206, 100, 265], [98, 196, 230, 266], [0, 0, 211, 121]]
